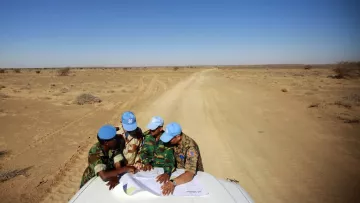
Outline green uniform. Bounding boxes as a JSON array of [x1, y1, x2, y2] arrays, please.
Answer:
[[139, 130, 175, 175], [80, 142, 124, 188], [174, 133, 204, 174]]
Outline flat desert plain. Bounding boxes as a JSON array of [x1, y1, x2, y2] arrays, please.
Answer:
[[0, 67, 359, 203]]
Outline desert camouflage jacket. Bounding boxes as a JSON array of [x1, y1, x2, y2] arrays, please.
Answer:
[[174, 133, 204, 173]]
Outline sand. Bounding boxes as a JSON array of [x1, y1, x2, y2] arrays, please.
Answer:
[[0, 67, 359, 203]]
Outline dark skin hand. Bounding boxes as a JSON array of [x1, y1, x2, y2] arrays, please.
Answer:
[[106, 177, 119, 190], [142, 164, 153, 171], [98, 166, 136, 182], [156, 173, 170, 184]]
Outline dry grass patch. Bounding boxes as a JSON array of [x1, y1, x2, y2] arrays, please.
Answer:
[[332, 61, 360, 79], [308, 103, 320, 108], [333, 101, 352, 109], [75, 93, 101, 105], [58, 67, 71, 76]]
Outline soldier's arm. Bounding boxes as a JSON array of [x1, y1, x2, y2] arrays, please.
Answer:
[[162, 148, 175, 175], [172, 147, 199, 185]]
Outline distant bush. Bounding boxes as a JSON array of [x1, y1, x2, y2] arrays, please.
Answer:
[[58, 67, 71, 76], [14, 69, 21, 73], [332, 61, 360, 79], [304, 65, 312, 70], [173, 67, 179, 71], [36, 70, 41, 74], [0, 69, 5, 73], [76, 93, 101, 105]]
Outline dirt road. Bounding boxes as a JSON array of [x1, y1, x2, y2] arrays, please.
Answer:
[[135, 69, 360, 203], [2, 68, 359, 203]]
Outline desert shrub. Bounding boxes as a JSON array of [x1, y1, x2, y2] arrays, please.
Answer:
[[36, 70, 41, 74], [0, 92, 9, 99], [0, 166, 32, 183], [304, 65, 312, 70], [173, 67, 179, 71], [308, 103, 320, 108], [332, 61, 360, 79], [0, 69, 5, 73], [58, 67, 70, 76], [333, 101, 352, 109], [76, 93, 101, 105], [14, 69, 21, 73]]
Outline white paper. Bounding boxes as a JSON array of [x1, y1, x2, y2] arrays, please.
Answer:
[[121, 168, 209, 197]]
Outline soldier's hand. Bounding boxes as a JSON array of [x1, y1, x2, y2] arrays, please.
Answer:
[[106, 178, 119, 190], [133, 162, 143, 170], [156, 173, 170, 184], [161, 181, 175, 196], [142, 164, 153, 171], [126, 166, 137, 174]]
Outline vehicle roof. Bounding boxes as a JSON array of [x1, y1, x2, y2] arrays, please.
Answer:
[[69, 171, 253, 203]]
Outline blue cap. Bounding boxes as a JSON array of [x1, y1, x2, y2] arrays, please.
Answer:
[[160, 122, 182, 143], [147, 116, 164, 130], [121, 111, 137, 131], [98, 125, 117, 140]]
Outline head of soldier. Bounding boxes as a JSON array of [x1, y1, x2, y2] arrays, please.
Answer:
[[97, 125, 118, 150], [160, 122, 182, 145], [121, 111, 139, 137], [147, 116, 164, 137]]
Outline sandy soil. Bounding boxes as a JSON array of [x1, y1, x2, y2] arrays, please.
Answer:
[[0, 67, 359, 203]]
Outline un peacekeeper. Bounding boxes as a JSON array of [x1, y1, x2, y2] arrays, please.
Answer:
[[80, 125, 137, 190], [159, 122, 204, 195], [117, 111, 143, 165], [138, 116, 175, 182]]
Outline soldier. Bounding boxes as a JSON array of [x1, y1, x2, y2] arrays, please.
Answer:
[[117, 111, 143, 165], [138, 116, 175, 182], [158, 122, 204, 195], [80, 125, 136, 190]]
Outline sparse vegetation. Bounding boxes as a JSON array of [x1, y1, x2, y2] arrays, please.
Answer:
[[333, 101, 352, 109], [281, 88, 288, 92], [36, 70, 41, 74], [58, 67, 71, 76], [60, 87, 69, 93], [343, 94, 360, 105], [0, 85, 5, 89], [304, 65, 312, 70], [337, 116, 360, 124], [14, 69, 21, 73], [0, 92, 9, 99], [173, 67, 180, 71], [76, 93, 101, 105], [332, 61, 360, 79], [0, 166, 32, 183], [308, 103, 320, 108], [0, 69, 5, 73]]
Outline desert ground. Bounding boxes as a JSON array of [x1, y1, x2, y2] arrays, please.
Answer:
[[0, 66, 359, 203]]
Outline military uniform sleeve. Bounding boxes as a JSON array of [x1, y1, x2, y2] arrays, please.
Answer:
[[139, 135, 156, 165], [88, 149, 106, 175], [184, 146, 199, 174], [112, 149, 125, 164], [163, 147, 175, 175]]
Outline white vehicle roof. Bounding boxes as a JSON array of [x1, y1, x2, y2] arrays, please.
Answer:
[[69, 170, 254, 203]]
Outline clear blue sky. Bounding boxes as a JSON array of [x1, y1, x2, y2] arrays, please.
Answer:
[[0, 0, 359, 68]]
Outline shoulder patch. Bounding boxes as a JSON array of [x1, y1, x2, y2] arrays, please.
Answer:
[[187, 149, 197, 157]]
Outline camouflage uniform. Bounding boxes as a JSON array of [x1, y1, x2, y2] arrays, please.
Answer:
[[174, 133, 204, 173], [118, 126, 143, 165], [80, 142, 124, 188], [139, 130, 175, 175]]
